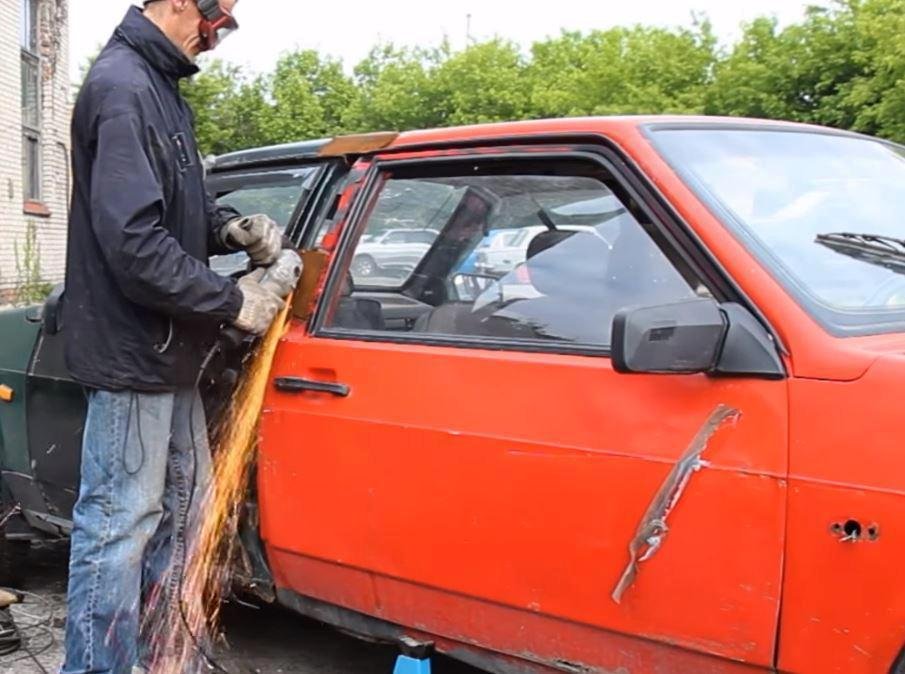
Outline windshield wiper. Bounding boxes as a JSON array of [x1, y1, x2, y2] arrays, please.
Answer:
[[815, 232, 905, 274]]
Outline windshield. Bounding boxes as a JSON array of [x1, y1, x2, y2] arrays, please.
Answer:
[[652, 128, 905, 335]]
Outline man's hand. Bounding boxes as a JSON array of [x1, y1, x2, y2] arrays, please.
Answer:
[[221, 215, 282, 266], [259, 250, 303, 300], [232, 270, 284, 336]]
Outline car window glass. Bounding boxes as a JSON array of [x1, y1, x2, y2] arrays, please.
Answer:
[[506, 230, 528, 246], [219, 185, 299, 226], [410, 231, 439, 244], [653, 128, 905, 335], [348, 179, 461, 287], [208, 167, 317, 276], [326, 170, 698, 349]]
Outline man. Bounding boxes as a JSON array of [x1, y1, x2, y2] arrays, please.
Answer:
[[61, 2, 297, 672]]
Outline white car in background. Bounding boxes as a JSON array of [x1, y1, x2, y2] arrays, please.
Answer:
[[474, 224, 603, 276], [472, 228, 534, 277], [474, 195, 626, 276], [351, 228, 440, 278]]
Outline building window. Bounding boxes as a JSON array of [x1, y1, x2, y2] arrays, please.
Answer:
[[21, 51, 39, 129], [22, 134, 41, 202], [21, 0, 38, 51], [21, 0, 41, 203]]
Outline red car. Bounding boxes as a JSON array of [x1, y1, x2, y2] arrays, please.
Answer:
[[254, 117, 905, 674], [4, 116, 905, 674]]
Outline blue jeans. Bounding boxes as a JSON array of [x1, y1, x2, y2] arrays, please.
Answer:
[[62, 388, 212, 674]]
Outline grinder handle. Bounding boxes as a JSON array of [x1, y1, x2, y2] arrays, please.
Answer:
[[221, 325, 248, 350]]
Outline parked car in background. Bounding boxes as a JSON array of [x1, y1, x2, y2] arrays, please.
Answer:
[[474, 225, 605, 276], [4, 117, 905, 674], [458, 228, 522, 275], [350, 228, 439, 280]]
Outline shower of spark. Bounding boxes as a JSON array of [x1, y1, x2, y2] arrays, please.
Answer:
[[144, 301, 291, 674]]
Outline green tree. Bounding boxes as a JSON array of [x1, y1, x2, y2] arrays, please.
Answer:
[[844, 0, 905, 142], [183, 60, 277, 156], [528, 21, 717, 118], [343, 44, 449, 132], [228, 75, 275, 151], [73, 43, 102, 96], [264, 50, 359, 143], [706, 4, 861, 128], [432, 39, 531, 126]]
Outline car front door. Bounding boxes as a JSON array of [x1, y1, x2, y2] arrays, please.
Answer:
[[259, 142, 789, 673]]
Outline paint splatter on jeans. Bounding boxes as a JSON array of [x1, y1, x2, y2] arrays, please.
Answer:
[[61, 388, 211, 674]]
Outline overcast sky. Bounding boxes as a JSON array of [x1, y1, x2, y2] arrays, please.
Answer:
[[70, 0, 816, 82]]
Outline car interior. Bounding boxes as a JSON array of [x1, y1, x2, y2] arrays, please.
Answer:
[[325, 164, 700, 347]]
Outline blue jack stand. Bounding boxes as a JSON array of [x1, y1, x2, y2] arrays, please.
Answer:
[[393, 636, 434, 674]]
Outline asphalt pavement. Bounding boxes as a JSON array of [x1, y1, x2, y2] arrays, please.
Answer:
[[0, 541, 483, 674]]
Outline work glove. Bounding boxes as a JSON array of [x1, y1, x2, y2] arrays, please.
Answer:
[[232, 269, 284, 336], [259, 249, 303, 300], [221, 214, 282, 266]]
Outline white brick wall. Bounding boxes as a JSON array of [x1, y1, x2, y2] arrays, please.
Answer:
[[0, 0, 70, 303]]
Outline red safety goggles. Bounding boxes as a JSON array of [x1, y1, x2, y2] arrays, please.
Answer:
[[195, 0, 238, 51]]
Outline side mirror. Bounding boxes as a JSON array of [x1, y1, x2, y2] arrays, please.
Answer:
[[612, 299, 785, 378], [612, 299, 727, 374]]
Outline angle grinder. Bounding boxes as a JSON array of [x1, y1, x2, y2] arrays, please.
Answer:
[[221, 248, 302, 350]]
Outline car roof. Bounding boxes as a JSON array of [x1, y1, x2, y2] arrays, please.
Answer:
[[388, 115, 860, 151], [209, 116, 863, 172], [210, 138, 331, 172]]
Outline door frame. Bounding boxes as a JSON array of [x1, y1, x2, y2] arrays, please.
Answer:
[[307, 140, 784, 363], [261, 135, 791, 671]]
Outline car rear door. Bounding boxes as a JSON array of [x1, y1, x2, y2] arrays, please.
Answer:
[[259, 141, 788, 673], [21, 160, 333, 529]]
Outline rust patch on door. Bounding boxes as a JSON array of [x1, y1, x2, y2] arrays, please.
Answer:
[[612, 404, 741, 604]]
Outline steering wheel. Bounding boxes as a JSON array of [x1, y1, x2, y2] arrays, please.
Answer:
[[866, 275, 905, 306]]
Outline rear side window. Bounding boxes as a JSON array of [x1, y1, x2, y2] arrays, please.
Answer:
[[215, 167, 319, 229], [208, 166, 320, 276], [322, 162, 699, 350]]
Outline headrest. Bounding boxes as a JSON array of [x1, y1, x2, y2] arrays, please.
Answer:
[[527, 230, 577, 260], [526, 229, 609, 297]]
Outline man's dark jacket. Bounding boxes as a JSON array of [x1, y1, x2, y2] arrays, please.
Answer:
[[63, 7, 243, 392]]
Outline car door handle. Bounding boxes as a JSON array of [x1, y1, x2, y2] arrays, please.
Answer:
[[274, 377, 350, 397]]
